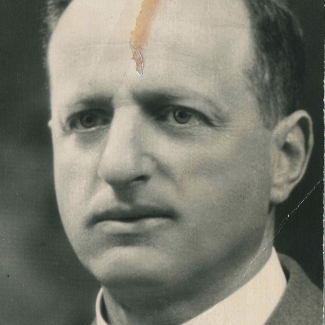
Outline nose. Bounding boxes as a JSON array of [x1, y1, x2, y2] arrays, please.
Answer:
[[97, 107, 153, 188]]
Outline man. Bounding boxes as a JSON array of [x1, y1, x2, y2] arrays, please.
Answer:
[[45, 0, 322, 324]]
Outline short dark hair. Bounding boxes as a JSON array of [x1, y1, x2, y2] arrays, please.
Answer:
[[44, 0, 305, 129], [243, 0, 305, 128]]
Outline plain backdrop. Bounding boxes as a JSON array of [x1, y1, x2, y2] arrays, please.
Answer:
[[0, 1, 323, 324]]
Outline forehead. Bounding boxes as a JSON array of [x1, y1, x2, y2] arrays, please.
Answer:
[[51, 0, 251, 41], [49, 0, 252, 66], [48, 0, 255, 112]]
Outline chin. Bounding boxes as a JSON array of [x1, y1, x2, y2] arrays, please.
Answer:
[[86, 246, 176, 289]]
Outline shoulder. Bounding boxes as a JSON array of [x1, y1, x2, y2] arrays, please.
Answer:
[[266, 254, 323, 325]]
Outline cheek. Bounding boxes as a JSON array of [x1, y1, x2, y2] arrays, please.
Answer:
[[53, 138, 101, 224], [169, 131, 272, 233], [173, 132, 271, 197]]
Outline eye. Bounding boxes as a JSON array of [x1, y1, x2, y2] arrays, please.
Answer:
[[174, 110, 192, 124], [80, 114, 97, 128], [69, 109, 111, 130], [153, 104, 214, 128]]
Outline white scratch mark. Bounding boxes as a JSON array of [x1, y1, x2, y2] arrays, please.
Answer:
[[241, 179, 322, 279]]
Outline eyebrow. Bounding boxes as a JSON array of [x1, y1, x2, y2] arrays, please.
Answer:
[[64, 88, 229, 121], [133, 91, 178, 106], [66, 96, 114, 111], [132, 89, 229, 119]]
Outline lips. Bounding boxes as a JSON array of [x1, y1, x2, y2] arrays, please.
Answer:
[[88, 204, 175, 235], [90, 204, 174, 225]]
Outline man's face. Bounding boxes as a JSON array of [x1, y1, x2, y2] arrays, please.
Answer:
[[49, 0, 274, 290]]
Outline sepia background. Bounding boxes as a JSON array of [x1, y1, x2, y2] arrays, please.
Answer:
[[0, 0, 323, 324]]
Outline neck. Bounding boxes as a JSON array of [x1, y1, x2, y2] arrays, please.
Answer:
[[102, 218, 275, 325]]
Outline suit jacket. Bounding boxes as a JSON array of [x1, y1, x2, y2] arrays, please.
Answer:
[[265, 254, 322, 325], [91, 254, 323, 325]]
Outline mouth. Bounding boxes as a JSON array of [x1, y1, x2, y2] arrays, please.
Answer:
[[90, 205, 174, 234], [93, 205, 173, 222]]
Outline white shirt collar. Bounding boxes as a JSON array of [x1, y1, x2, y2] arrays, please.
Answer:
[[95, 286, 107, 325], [96, 248, 286, 325]]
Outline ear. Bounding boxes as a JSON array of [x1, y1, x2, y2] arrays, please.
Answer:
[[270, 110, 314, 204]]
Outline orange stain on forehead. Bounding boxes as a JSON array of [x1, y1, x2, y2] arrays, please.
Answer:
[[130, 0, 160, 75]]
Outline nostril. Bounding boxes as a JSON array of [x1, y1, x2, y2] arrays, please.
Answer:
[[133, 175, 149, 182]]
